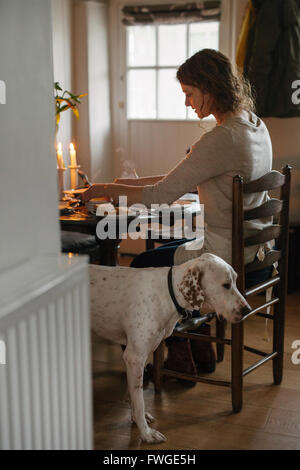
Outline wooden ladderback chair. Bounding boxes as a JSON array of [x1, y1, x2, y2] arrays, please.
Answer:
[[153, 165, 291, 413]]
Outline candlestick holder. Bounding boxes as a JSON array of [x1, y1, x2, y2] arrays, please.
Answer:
[[69, 164, 80, 190], [57, 167, 66, 200]]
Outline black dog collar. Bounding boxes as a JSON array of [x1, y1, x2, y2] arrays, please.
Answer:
[[168, 267, 191, 320]]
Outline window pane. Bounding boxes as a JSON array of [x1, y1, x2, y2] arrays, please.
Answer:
[[189, 21, 219, 56], [127, 26, 156, 66], [158, 69, 186, 119], [158, 24, 187, 66], [127, 69, 156, 119]]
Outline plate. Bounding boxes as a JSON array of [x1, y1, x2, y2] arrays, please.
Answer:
[[64, 188, 87, 196]]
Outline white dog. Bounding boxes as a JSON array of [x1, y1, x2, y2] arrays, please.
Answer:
[[89, 253, 251, 444]]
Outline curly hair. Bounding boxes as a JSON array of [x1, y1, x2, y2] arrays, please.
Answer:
[[177, 49, 255, 114]]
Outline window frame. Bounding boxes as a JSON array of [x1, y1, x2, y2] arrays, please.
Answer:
[[126, 21, 220, 121]]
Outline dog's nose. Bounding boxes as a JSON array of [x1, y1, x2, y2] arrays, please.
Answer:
[[241, 305, 251, 317]]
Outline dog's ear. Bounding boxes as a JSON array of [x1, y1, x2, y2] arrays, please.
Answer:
[[178, 265, 205, 309]]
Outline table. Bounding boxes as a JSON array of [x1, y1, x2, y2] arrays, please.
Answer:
[[60, 198, 201, 266], [60, 206, 128, 265]]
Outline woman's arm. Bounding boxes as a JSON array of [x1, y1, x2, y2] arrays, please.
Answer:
[[82, 175, 166, 206], [113, 175, 165, 186], [83, 127, 233, 208]]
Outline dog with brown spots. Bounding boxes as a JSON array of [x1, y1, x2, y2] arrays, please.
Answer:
[[89, 253, 250, 444]]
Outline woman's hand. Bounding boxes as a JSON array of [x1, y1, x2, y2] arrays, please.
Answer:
[[81, 182, 144, 206], [81, 184, 109, 203]]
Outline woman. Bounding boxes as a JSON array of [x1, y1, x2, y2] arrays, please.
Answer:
[[83, 49, 273, 383]]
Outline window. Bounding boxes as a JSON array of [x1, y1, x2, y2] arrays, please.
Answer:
[[126, 21, 220, 120]]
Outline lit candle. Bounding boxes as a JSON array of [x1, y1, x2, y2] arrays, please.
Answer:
[[56, 142, 64, 169], [69, 143, 78, 190], [69, 143, 77, 167]]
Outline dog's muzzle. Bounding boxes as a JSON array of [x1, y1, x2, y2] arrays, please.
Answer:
[[241, 305, 251, 318]]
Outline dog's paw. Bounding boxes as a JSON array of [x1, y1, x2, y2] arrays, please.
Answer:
[[145, 412, 155, 423], [142, 428, 166, 444], [131, 412, 155, 424]]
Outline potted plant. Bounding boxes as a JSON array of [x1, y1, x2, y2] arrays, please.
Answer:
[[54, 82, 87, 133]]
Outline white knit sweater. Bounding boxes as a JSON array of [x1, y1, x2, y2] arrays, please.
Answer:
[[142, 111, 273, 266]]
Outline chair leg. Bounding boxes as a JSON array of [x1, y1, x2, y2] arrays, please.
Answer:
[[153, 341, 164, 393], [273, 299, 285, 385], [216, 318, 226, 362], [231, 322, 244, 413]]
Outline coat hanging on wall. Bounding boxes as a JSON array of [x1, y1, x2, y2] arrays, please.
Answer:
[[237, 0, 300, 118]]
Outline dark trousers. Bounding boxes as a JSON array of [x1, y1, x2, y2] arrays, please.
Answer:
[[131, 238, 273, 289], [130, 238, 188, 268]]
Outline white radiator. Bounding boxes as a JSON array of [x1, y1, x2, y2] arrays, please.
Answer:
[[0, 255, 93, 450]]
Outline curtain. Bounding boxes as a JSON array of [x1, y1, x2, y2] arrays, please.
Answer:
[[122, 1, 221, 25]]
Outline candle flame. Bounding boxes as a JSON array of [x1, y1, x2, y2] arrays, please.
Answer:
[[70, 143, 75, 151], [57, 142, 62, 152]]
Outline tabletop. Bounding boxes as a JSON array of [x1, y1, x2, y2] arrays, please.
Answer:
[[59, 194, 201, 265]]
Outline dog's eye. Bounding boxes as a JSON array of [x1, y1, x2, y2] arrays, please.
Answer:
[[223, 283, 231, 290]]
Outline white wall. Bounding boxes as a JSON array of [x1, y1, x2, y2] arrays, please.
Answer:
[[51, 0, 112, 182], [52, 0, 73, 187], [0, 0, 60, 273], [73, 0, 112, 182], [128, 119, 215, 177]]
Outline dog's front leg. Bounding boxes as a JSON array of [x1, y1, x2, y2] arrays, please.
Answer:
[[123, 346, 166, 444]]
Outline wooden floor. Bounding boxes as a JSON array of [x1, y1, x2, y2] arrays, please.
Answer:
[[92, 256, 300, 450]]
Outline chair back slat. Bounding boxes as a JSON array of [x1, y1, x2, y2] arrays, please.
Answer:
[[232, 175, 245, 291], [245, 250, 281, 273], [244, 225, 282, 247], [244, 199, 283, 220], [277, 166, 291, 284], [232, 165, 291, 295], [243, 170, 285, 193]]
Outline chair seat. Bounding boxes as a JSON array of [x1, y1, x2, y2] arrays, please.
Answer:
[[174, 313, 216, 333], [61, 230, 98, 254]]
